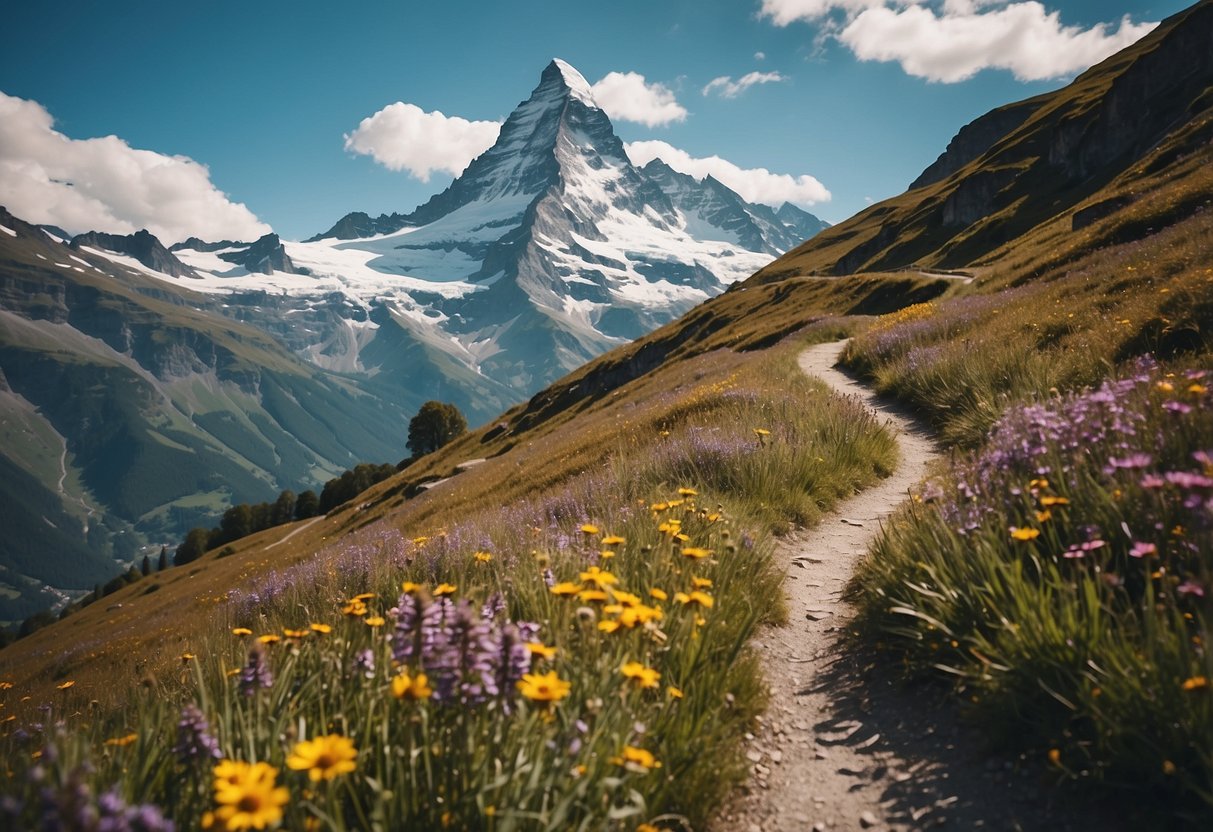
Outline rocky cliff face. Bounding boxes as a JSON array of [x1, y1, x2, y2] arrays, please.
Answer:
[[752, 1, 1213, 279], [1047, 1, 1213, 181], [71, 230, 197, 278], [218, 233, 304, 275], [306, 211, 413, 242], [910, 99, 1043, 190]]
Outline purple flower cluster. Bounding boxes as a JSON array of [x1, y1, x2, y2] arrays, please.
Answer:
[[390, 592, 537, 706], [19, 764, 173, 832], [862, 286, 1040, 364], [238, 645, 273, 697], [924, 360, 1212, 603], [939, 362, 1162, 532], [173, 704, 221, 763]]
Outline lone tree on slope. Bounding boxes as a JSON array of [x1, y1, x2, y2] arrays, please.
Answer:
[[407, 401, 468, 457]]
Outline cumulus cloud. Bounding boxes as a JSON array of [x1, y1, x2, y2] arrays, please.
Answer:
[[754, 51, 767, 60], [840, 3, 1157, 82], [344, 102, 502, 181], [759, 0, 885, 25], [589, 72, 688, 127], [626, 139, 830, 206], [0, 91, 270, 245], [759, 1, 1158, 83], [702, 71, 788, 98]]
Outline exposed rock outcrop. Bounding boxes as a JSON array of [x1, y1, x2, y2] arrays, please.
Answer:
[[70, 230, 197, 278]]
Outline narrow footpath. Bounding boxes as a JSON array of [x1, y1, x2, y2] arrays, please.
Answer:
[[714, 341, 1107, 832]]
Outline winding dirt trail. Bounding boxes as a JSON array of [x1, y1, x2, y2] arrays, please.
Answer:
[[714, 341, 1106, 832]]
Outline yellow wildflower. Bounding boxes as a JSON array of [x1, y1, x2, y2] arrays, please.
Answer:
[[621, 661, 661, 689], [231, 627, 253, 636], [257, 634, 281, 645], [212, 760, 288, 831], [1009, 527, 1040, 541], [681, 547, 712, 559], [434, 583, 457, 596], [56, 681, 75, 690], [526, 642, 557, 659], [309, 623, 332, 634], [677, 487, 698, 496], [610, 745, 661, 772], [580, 524, 601, 535], [517, 671, 571, 703], [580, 566, 618, 588], [104, 733, 138, 747], [391, 672, 433, 701], [649, 588, 668, 601], [601, 535, 627, 546], [474, 551, 493, 563], [675, 591, 714, 608], [401, 581, 422, 593], [364, 616, 385, 627], [287, 734, 358, 782], [1182, 676, 1209, 692]]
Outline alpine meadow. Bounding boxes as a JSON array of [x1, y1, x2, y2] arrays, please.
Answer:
[[0, 1, 1211, 830]]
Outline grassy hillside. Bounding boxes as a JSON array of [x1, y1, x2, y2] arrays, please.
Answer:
[[0, 213, 414, 621], [753, 0, 1213, 282], [1, 2, 1212, 826]]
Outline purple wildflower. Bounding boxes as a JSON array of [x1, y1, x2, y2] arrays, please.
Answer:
[[173, 704, 221, 763], [238, 645, 272, 696], [353, 649, 376, 679], [1128, 541, 1157, 559]]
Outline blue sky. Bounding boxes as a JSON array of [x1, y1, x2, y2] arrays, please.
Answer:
[[0, 0, 1190, 242]]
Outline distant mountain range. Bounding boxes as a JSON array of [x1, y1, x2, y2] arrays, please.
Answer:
[[0, 59, 827, 622]]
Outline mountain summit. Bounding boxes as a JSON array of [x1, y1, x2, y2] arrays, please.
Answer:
[[72, 59, 825, 416], [291, 58, 827, 389]]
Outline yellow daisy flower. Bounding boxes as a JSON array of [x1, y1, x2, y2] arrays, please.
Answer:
[[286, 734, 358, 782]]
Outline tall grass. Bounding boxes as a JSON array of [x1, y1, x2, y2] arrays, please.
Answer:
[[851, 362, 1213, 821], [841, 212, 1213, 445], [0, 334, 896, 831]]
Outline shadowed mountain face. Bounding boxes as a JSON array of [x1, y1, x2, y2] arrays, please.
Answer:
[[754, 0, 1213, 281], [0, 208, 417, 622]]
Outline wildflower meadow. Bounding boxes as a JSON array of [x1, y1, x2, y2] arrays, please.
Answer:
[[0, 337, 896, 831]]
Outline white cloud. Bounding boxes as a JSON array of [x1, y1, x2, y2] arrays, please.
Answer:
[[344, 102, 502, 182], [0, 91, 270, 245], [626, 139, 830, 206], [754, 51, 767, 61], [759, 0, 885, 25], [759, 1, 1158, 83], [703, 71, 788, 98], [589, 72, 688, 127], [840, 3, 1157, 82]]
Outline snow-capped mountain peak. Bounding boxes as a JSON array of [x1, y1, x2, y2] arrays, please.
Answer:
[[549, 58, 598, 106], [105, 59, 827, 421]]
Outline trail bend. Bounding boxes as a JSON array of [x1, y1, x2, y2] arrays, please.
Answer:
[[715, 340, 1107, 832]]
